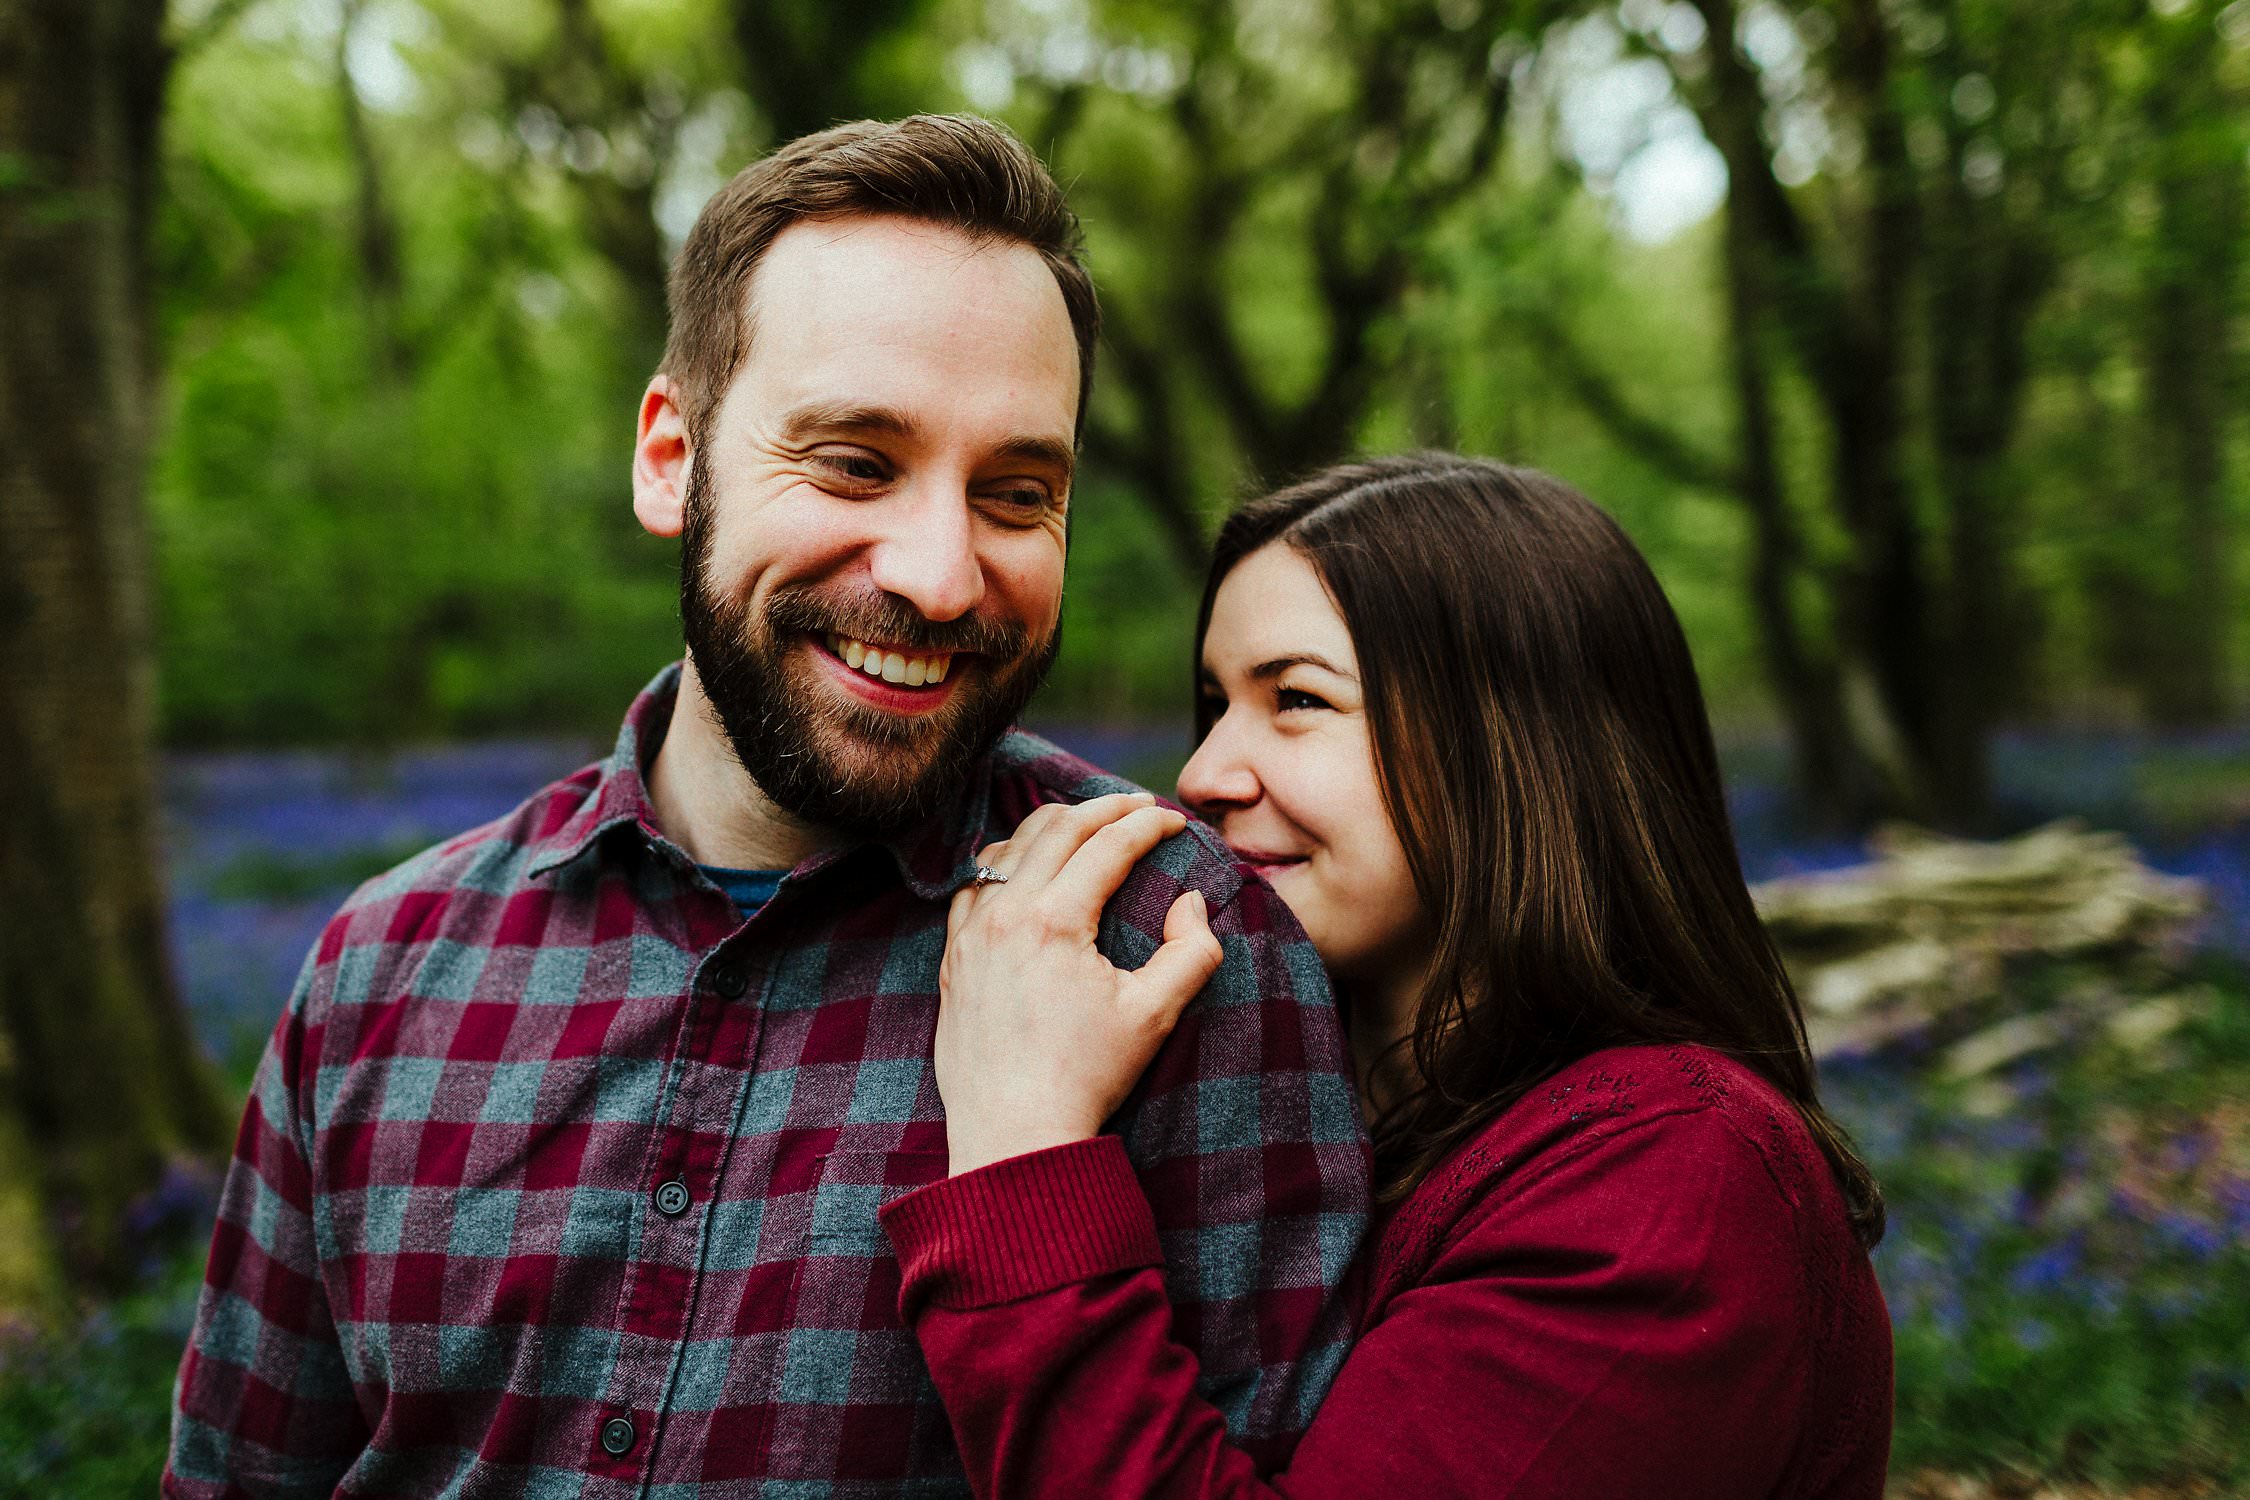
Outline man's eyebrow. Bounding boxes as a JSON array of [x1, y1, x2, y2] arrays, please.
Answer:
[[1249, 653, 1356, 681], [775, 403, 1075, 481], [991, 433, 1077, 480], [776, 401, 916, 442]]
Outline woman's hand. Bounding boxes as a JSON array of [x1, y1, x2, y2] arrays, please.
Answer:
[[935, 792, 1226, 1177]]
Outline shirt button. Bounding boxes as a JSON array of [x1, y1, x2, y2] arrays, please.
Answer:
[[709, 962, 748, 999], [653, 1179, 691, 1217], [600, 1415, 636, 1456]]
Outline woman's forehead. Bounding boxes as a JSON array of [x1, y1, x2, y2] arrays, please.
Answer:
[[1204, 545, 1354, 672]]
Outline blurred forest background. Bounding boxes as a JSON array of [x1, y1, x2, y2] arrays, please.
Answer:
[[3, 0, 2249, 1493]]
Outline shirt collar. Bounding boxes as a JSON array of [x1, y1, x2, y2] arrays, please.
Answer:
[[528, 660, 1000, 901]]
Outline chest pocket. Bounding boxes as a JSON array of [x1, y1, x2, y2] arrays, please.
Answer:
[[764, 1147, 954, 1479], [806, 1146, 949, 1259]]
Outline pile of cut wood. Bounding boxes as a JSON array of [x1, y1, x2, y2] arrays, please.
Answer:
[[1751, 821, 2210, 1072]]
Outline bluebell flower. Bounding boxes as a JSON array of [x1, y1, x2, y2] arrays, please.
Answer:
[[2153, 1211, 2226, 1262], [2010, 1237, 2084, 1293]]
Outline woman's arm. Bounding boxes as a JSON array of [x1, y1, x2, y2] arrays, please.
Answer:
[[918, 799, 1840, 1498], [885, 1101, 1822, 1500]]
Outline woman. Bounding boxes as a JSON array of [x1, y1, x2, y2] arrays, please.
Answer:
[[881, 454, 1893, 1497]]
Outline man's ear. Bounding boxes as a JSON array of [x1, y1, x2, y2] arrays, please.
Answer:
[[633, 375, 691, 539]]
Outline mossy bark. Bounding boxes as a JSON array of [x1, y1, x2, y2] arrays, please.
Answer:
[[0, 1069, 66, 1322], [0, 0, 231, 1310]]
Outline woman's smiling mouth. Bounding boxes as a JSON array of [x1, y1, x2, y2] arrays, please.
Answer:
[[1227, 845, 1310, 880]]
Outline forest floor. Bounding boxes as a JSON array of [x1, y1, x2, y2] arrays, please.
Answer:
[[1899, 1484, 2232, 1493], [3, 724, 2246, 1495], [1893, 1478, 2241, 1498]]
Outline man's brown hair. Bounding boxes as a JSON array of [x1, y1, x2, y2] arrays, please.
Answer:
[[661, 113, 1099, 443]]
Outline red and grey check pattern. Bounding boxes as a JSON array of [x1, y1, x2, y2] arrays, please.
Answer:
[[166, 665, 1370, 1498]]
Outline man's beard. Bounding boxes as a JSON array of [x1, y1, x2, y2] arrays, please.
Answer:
[[677, 464, 1059, 839]]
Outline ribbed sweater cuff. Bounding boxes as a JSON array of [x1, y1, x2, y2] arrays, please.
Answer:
[[880, 1136, 1164, 1312]]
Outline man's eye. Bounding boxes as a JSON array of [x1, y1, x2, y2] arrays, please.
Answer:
[[985, 486, 1054, 516], [1276, 687, 1328, 712], [812, 453, 889, 486]]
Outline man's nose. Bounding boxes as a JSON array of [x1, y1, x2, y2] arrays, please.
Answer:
[[865, 482, 986, 623]]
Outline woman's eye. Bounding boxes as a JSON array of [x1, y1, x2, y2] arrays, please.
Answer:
[[1276, 687, 1328, 712]]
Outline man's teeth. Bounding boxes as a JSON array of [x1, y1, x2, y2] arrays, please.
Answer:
[[826, 634, 951, 686]]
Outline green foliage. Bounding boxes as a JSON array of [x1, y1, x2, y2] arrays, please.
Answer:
[[146, 0, 1217, 742], [146, 0, 2250, 756], [154, 7, 689, 743], [1047, 475, 1200, 718], [0, 1249, 204, 1496], [142, 0, 2250, 763], [148, 0, 2248, 758], [0, 1044, 267, 1492]]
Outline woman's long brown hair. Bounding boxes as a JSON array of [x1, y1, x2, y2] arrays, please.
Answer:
[[1194, 453, 1885, 1246]]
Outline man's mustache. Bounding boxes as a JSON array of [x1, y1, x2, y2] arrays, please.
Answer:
[[764, 585, 1033, 663]]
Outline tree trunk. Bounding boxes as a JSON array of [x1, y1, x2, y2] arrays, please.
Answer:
[[0, 0, 230, 1303], [1058, 0, 1525, 579], [729, 0, 936, 144], [1717, 189, 1882, 828], [551, 0, 671, 380], [1685, 0, 1910, 826], [338, 0, 410, 378], [1812, 0, 1957, 822], [1084, 314, 1213, 577], [2137, 10, 2244, 724], [1923, 199, 2051, 827]]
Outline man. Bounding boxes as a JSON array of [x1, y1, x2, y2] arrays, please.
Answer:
[[166, 115, 1368, 1498]]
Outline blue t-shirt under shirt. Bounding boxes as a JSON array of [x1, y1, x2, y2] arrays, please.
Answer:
[[701, 865, 787, 921]]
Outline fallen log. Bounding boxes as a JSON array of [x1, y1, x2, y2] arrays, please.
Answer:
[[1751, 821, 2209, 1061]]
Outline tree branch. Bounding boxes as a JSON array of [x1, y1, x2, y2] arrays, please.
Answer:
[[1680, 0, 1847, 387], [169, 0, 267, 63], [1022, 79, 1089, 166], [337, 0, 410, 377], [1085, 311, 1209, 576], [1167, 45, 1284, 463], [1514, 308, 1739, 493]]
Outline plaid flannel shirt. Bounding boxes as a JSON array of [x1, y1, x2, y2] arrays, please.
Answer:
[[166, 664, 1369, 1499]]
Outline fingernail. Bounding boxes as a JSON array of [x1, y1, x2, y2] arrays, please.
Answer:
[[1190, 890, 1207, 915]]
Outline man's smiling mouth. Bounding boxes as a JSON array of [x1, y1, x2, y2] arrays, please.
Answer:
[[823, 631, 955, 688]]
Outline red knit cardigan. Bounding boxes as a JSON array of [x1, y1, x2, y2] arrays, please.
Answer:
[[881, 1043, 1893, 1499]]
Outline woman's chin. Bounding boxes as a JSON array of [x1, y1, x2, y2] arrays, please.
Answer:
[[1251, 863, 1322, 941]]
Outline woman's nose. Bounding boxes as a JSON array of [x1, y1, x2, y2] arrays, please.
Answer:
[[1176, 720, 1261, 819]]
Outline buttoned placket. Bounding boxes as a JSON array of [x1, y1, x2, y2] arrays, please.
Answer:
[[588, 855, 782, 1486], [540, 738, 989, 1488]]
